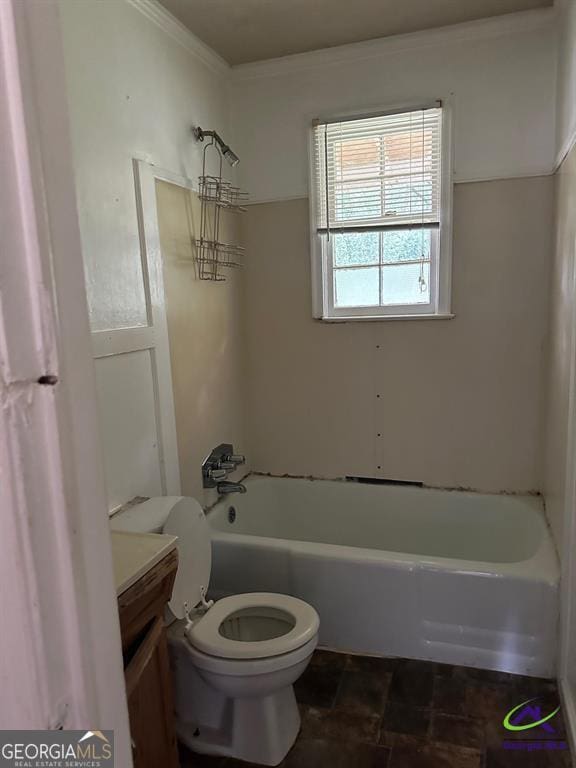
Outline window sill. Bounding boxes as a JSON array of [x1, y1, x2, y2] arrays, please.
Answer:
[[317, 313, 455, 323]]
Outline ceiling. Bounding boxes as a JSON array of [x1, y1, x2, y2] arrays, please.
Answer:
[[158, 0, 553, 65]]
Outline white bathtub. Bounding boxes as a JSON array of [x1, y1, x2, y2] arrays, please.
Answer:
[[207, 475, 559, 677]]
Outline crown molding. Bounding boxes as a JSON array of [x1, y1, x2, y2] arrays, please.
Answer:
[[126, 0, 230, 76], [232, 7, 556, 81]]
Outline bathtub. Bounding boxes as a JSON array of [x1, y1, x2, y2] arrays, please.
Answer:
[[207, 475, 559, 677]]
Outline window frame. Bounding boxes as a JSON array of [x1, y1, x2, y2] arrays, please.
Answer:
[[309, 100, 453, 322]]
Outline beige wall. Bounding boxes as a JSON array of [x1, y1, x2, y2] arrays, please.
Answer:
[[242, 176, 553, 492], [156, 180, 248, 502], [544, 146, 576, 548]]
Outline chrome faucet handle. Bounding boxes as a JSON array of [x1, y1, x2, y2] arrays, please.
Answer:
[[225, 453, 245, 465], [217, 481, 247, 494], [202, 443, 244, 489]]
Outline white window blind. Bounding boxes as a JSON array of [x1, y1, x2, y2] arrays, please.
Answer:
[[313, 106, 442, 235]]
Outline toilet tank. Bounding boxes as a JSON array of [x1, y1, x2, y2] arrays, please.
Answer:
[[110, 496, 185, 534]]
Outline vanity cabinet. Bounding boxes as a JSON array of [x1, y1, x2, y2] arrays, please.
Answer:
[[118, 548, 179, 768]]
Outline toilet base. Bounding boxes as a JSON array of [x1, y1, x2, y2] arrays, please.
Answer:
[[178, 684, 301, 766]]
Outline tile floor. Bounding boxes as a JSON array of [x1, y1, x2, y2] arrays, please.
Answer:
[[179, 651, 572, 768]]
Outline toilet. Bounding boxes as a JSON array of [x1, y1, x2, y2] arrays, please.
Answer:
[[111, 496, 319, 766]]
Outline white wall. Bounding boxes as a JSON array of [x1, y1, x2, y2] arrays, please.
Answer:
[[545, 0, 576, 738], [556, 0, 576, 163], [59, 0, 233, 508], [60, 0, 230, 332], [545, 146, 576, 558], [232, 11, 557, 203]]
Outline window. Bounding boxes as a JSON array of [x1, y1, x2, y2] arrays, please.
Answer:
[[311, 104, 452, 320]]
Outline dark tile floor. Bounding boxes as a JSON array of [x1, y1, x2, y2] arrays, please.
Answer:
[[179, 651, 572, 768]]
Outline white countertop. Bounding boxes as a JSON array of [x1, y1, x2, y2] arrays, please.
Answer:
[[111, 530, 178, 596]]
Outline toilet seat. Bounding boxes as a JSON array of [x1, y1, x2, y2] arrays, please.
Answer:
[[176, 628, 318, 678], [186, 592, 319, 660]]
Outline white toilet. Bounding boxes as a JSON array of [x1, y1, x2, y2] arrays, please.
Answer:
[[111, 496, 320, 766]]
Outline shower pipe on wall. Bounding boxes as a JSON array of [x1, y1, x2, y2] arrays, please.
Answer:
[[192, 126, 248, 281]]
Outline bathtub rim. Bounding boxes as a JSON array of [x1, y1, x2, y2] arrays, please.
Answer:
[[208, 525, 558, 585], [207, 477, 559, 585]]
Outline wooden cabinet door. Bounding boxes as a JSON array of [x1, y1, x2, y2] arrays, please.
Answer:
[[125, 617, 179, 768]]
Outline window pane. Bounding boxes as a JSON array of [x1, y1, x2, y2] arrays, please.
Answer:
[[381, 263, 430, 305], [334, 267, 379, 307], [382, 229, 431, 264], [333, 232, 379, 267]]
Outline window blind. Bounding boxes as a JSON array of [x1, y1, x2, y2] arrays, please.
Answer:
[[313, 106, 442, 235]]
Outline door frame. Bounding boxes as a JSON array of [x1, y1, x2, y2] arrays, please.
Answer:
[[559, 220, 576, 750], [0, 0, 131, 758]]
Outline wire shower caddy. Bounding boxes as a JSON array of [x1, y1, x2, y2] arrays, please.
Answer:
[[196, 137, 248, 281]]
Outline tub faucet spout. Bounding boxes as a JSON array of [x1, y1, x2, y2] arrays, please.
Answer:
[[217, 481, 247, 495]]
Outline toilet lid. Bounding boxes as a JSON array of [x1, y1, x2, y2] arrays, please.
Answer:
[[164, 497, 211, 619]]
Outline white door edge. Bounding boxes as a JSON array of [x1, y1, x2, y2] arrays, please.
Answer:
[[0, 0, 131, 760]]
